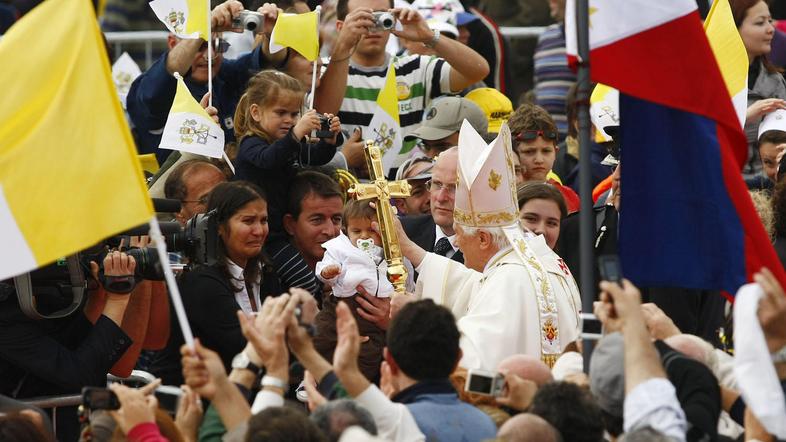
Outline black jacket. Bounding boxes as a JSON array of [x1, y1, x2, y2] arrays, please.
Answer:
[[401, 214, 464, 265]]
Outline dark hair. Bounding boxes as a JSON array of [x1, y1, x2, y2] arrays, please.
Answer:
[[245, 407, 327, 442], [517, 182, 568, 219], [759, 129, 786, 147], [286, 171, 343, 220], [207, 181, 268, 291], [342, 199, 376, 230], [0, 413, 51, 442], [386, 299, 460, 380], [310, 399, 378, 442], [164, 159, 224, 201], [729, 0, 783, 74], [234, 70, 304, 143], [336, 0, 394, 20], [508, 103, 559, 149], [529, 382, 605, 442]]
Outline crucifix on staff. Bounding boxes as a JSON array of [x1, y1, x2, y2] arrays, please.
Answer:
[[348, 140, 411, 295]]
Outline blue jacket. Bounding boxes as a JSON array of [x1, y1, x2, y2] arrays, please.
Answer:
[[126, 47, 269, 164], [393, 379, 497, 442]]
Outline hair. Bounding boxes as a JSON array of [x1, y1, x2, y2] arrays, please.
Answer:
[[206, 181, 268, 291], [245, 406, 327, 442], [164, 159, 224, 201], [507, 104, 559, 150], [517, 183, 568, 219], [309, 399, 377, 442], [729, 0, 783, 74], [286, 171, 343, 220], [234, 70, 305, 142], [0, 413, 51, 442], [336, 0, 394, 20], [565, 83, 579, 138], [529, 382, 605, 442], [759, 129, 786, 147], [460, 226, 509, 250], [342, 199, 376, 230], [772, 179, 786, 238], [749, 190, 774, 239], [386, 299, 461, 380]]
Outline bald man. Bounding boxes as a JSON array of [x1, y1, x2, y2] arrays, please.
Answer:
[[498, 354, 554, 386], [498, 413, 561, 442]]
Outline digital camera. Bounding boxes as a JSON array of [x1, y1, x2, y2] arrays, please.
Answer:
[[232, 10, 264, 33], [371, 11, 396, 31]]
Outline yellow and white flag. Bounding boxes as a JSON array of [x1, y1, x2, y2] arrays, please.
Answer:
[[0, 0, 153, 280], [159, 73, 225, 158], [149, 0, 209, 40], [366, 64, 402, 175], [590, 83, 620, 143], [269, 10, 320, 61], [705, 0, 748, 127], [112, 52, 142, 108]]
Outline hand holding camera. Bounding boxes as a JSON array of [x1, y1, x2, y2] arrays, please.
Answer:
[[390, 8, 435, 44], [89, 250, 138, 295]]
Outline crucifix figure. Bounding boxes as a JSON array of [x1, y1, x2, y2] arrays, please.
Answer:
[[348, 140, 411, 294]]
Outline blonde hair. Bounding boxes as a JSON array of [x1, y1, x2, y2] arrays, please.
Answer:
[[233, 70, 304, 142], [749, 190, 774, 240]]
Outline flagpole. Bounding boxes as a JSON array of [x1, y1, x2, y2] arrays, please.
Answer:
[[207, 0, 213, 107], [308, 5, 321, 110], [575, 0, 595, 373], [148, 216, 195, 349]]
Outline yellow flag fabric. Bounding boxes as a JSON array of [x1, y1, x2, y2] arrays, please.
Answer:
[[159, 74, 226, 158], [139, 154, 161, 174], [149, 0, 209, 40], [271, 11, 319, 61], [0, 0, 153, 280], [704, 0, 748, 126]]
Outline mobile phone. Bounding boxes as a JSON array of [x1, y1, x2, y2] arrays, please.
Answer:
[[464, 370, 505, 397], [154, 385, 183, 415], [82, 387, 120, 410], [581, 312, 603, 340], [598, 254, 623, 286]]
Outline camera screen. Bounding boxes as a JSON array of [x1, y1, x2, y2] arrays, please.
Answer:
[[583, 318, 602, 334], [467, 374, 494, 394]]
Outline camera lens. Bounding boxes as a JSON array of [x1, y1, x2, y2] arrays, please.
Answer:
[[246, 21, 257, 31], [381, 17, 394, 29]]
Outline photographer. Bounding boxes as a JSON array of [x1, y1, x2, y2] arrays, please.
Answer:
[[0, 251, 137, 441]]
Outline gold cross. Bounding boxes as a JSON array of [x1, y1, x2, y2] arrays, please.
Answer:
[[348, 140, 411, 294]]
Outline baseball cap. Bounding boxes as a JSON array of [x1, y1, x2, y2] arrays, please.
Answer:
[[589, 332, 625, 418], [395, 157, 435, 181], [405, 96, 488, 141], [465, 87, 513, 134]]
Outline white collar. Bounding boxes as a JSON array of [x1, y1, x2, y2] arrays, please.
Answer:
[[482, 246, 513, 274], [227, 260, 244, 281]]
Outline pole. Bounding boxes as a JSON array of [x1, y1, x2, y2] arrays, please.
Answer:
[[575, 0, 595, 373], [308, 5, 321, 110], [207, 0, 213, 107]]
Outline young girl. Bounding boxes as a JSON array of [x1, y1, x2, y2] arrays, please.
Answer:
[[234, 70, 342, 234]]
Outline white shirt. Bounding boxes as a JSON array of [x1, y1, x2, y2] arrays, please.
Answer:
[[355, 384, 425, 442], [227, 260, 261, 314], [624, 378, 687, 441], [434, 225, 458, 259]]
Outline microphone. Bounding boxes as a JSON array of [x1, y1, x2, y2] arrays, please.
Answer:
[[152, 198, 182, 213]]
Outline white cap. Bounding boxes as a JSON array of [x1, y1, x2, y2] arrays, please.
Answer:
[[758, 109, 786, 139]]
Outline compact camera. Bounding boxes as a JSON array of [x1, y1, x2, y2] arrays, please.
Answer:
[[312, 113, 333, 139], [232, 10, 264, 33], [464, 369, 505, 397], [371, 11, 396, 31]]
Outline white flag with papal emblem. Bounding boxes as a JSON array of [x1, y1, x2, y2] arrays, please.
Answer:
[[366, 63, 402, 176], [112, 52, 141, 108], [158, 73, 225, 158]]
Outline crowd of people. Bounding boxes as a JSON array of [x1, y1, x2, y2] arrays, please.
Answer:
[[2, 0, 786, 441]]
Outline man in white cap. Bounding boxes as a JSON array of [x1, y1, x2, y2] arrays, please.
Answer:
[[396, 121, 581, 370]]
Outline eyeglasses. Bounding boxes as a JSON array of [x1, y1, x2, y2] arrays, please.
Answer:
[[426, 179, 456, 195], [181, 195, 209, 206], [199, 38, 231, 59], [514, 130, 559, 142]]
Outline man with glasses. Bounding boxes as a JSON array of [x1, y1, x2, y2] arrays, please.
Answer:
[[163, 159, 227, 225], [508, 103, 580, 213], [404, 96, 488, 158], [401, 147, 464, 267], [127, 0, 287, 163]]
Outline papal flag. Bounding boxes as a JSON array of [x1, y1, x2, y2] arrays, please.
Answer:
[[269, 10, 319, 61], [0, 0, 153, 281], [705, 0, 748, 127], [367, 64, 402, 175], [149, 0, 209, 40], [159, 73, 225, 158]]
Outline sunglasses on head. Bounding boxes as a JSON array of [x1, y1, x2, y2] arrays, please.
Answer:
[[514, 130, 558, 142], [198, 38, 231, 54]]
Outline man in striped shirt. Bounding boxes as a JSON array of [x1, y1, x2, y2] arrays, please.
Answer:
[[314, 0, 489, 176]]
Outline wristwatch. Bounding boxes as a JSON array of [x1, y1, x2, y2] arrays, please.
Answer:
[[231, 351, 263, 376], [423, 29, 441, 49], [260, 375, 287, 390]]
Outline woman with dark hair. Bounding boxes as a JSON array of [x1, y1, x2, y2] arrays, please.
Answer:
[[730, 0, 786, 176], [151, 181, 281, 384], [517, 182, 568, 250]]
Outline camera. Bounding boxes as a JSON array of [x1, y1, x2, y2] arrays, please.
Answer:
[[371, 11, 396, 31], [82, 387, 120, 411], [464, 369, 505, 397], [598, 254, 623, 286], [312, 113, 333, 139], [232, 10, 264, 33], [581, 312, 603, 341]]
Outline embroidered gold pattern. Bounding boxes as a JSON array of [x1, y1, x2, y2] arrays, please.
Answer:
[[488, 169, 502, 191]]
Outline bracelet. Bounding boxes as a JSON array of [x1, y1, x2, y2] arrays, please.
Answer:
[[330, 42, 358, 64], [423, 29, 440, 49], [260, 375, 287, 390]]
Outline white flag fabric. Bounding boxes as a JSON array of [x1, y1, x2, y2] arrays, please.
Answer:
[[149, 0, 209, 40], [366, 64, 402, 175], [159, 74, 225, 158], [112, 52, 141, 108]]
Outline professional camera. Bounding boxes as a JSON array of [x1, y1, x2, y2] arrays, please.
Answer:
[[312, 113, 333, 139], [371, 11, 396, 31], [231, 10, 264, 33]]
